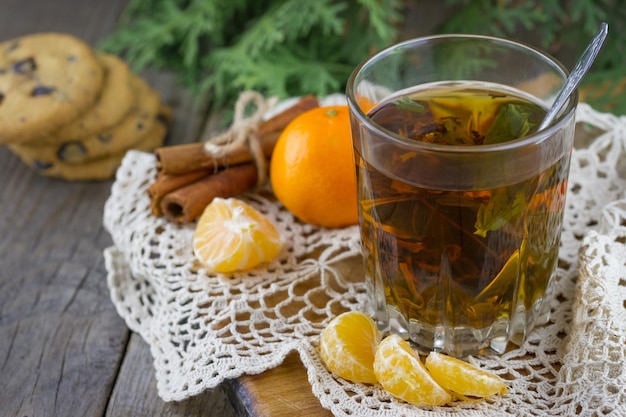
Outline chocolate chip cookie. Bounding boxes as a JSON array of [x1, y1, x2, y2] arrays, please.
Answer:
[[0, 32, 105, 144]]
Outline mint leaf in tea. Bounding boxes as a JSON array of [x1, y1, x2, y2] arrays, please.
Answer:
[[376, 85, 546, 146]]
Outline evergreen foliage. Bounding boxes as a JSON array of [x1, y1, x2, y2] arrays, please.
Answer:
[[100, 0, 403, 107], [101, 0, 624, 113]]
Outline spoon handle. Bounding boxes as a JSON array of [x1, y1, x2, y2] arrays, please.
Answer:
[[539, 22, 609, 130]]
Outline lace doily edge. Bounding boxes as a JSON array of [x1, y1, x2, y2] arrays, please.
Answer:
[[104, 246, 146, 336], [105, 244, 321, 402]]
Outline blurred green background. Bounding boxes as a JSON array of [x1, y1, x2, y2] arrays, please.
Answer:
[[101, 0, 625, 114]]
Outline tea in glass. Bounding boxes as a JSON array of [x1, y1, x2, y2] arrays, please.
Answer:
[[347, 35, 577, 357]]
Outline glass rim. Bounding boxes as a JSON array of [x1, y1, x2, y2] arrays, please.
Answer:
[[346, 33, 578, 154]]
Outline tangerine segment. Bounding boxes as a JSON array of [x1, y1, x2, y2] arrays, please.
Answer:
[[319, 311, 381, 384], [374, 335, 451, 407], [193, 197, 283, 273], [425, 351, 508, 397]]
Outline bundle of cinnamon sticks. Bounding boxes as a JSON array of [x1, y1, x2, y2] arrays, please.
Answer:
[[148, 95, 319, 224]]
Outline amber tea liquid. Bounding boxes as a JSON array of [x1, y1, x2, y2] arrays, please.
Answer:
[[355, 82, 570, 356]]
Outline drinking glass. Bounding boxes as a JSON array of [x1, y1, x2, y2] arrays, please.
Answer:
[[346, 34, 577, 357]]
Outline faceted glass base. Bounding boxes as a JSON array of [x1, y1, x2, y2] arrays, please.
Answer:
[[371, 295, 552, 358]]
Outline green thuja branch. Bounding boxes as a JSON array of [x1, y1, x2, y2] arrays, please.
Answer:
[[101, 0, 625, 113], [100, 0, 403, 107]]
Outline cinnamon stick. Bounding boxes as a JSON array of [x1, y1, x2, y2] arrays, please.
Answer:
[[160, 163, 258, 224], [147, 169, 214, 216], [154, 139, 268, 177], [155, 95, 319, 175]]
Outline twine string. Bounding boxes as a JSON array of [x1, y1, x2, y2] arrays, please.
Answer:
[[203, 91, 277, 186]]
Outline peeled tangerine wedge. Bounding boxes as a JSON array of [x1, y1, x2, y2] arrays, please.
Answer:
[[319, 311, 381, 384], [425, 351, 508, 398], [193, 197, 283, 273], [374, 334, 452, 407]]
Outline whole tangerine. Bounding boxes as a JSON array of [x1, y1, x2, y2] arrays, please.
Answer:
[[269, 105, 358, 228]]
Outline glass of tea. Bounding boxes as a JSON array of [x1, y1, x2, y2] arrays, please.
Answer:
[[346, 35, 577, 357]]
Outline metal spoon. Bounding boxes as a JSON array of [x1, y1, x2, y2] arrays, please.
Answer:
[[539, 22, 609, 130]]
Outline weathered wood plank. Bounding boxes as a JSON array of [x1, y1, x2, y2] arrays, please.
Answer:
[[0, 1, 135, 415], [0, 1, 232, 416], [0, 154, 129, 417], [0, 0, 128, 40]]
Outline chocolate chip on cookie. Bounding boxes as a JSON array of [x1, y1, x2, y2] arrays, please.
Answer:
[[12, 57, 37, 74], [57, 141, 88, 162]]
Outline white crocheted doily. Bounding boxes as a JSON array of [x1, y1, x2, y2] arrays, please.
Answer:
[[103, 101, 626, 416]]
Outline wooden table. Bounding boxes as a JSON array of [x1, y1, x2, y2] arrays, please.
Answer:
[[0, 1, 332, 416]]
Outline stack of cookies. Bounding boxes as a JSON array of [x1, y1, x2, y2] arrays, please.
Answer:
[[0, 32, 171, 181]]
